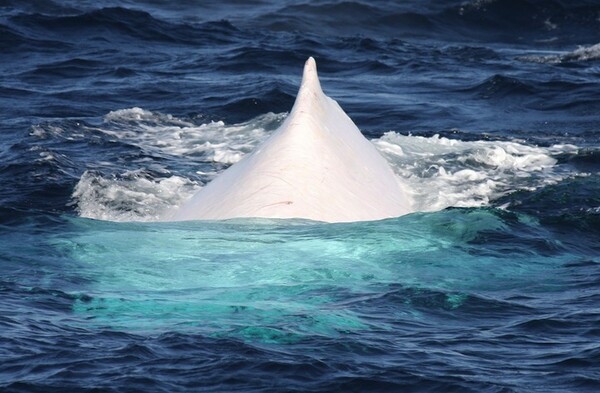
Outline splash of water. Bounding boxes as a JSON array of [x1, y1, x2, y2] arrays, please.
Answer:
[[71, 108, 578, 222]]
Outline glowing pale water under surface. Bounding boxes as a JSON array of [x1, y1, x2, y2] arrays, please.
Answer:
[[51, 211, 567, 337]]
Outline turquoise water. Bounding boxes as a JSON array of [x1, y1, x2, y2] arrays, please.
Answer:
[[42, 209, 568, 342]]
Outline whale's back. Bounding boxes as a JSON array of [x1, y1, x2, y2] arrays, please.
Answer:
[[169, 58, 411, 222]]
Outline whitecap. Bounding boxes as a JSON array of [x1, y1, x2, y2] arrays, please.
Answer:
[[519, 42, 600, 64], [373, 132, 576, 212]]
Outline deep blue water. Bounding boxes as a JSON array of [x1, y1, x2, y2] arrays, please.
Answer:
[[1, 0, 600, 392]]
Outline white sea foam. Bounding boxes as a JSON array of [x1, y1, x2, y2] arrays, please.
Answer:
[[373, 133, 576, 211], [72, 109, 579, 222], [519, 42, 600, 64], [73, 109, 284, 221], [102, 107, 281, 164], [73, 170, 199, 222]]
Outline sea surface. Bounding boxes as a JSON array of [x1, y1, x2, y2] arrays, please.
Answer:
[[1, 0, 600, 391]]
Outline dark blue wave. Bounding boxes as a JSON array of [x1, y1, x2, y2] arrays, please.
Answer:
[[2, 0, 598, 50], [498, 174, 600, 252], [1, 269, 599, 392], [6, 7, 244, 48], [245, 0, 600, 44], [463, 74, 536, 99], [0, 23, 72, 52]]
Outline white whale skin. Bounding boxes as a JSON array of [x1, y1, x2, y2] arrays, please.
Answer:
[[169, 57, 412, 223]]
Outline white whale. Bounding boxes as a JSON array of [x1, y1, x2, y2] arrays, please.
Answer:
[[169, 57, 412, 223]]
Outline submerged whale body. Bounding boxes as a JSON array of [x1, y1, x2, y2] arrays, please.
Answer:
[[170, 57, 412, 223]]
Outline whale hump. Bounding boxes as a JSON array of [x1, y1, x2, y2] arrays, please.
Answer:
[[169, 57, 412, 223]]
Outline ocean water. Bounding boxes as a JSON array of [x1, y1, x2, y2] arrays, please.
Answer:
[[1, 0, 599, 391]]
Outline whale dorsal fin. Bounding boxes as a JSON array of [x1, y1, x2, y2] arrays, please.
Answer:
[[299, 57, 322, 96], [169, 58, 412, 222]]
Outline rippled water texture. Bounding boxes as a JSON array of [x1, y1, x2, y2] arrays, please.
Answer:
[[1, 0, 599, 392]]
